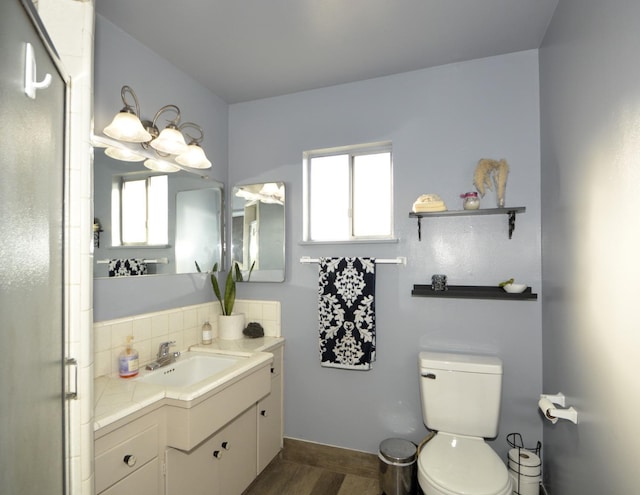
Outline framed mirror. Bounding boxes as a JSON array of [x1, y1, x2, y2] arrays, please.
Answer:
[[231, 182, 285, 282], [93, 147, 224, 278]]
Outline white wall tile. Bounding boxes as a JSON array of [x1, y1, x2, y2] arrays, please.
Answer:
[[94, 300, 281, 377], [94, 350, 111, 378], [150, 313, 169, 338], [169, 311, 183, 331], [183, 307, 197, 328], [132, 317, 151, 342], [94, 325, 111, 353]]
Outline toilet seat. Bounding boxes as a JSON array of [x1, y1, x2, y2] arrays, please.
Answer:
[[418, 433, 512, 495]]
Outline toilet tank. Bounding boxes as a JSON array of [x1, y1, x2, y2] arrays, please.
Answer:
[[419, 351, 503, 437]]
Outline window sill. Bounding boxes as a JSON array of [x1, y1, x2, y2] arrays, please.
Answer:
[[108, 244, 171, 249], [299, 238, 399, 246]]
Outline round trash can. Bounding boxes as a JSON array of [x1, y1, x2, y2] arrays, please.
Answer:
[[378, 438, 417, 495]]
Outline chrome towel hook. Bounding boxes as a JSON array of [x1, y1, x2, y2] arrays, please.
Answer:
[[24, 42, 52, 99]]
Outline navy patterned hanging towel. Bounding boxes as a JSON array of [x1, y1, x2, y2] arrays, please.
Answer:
[[318, 257, 376, 370]]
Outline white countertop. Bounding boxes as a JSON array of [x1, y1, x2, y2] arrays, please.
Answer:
[[94, 337, 284, 431]]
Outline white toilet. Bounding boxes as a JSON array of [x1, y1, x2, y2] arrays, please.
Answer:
[[417, 351, 512, 495]]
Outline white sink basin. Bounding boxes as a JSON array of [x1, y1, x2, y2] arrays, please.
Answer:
[[136, 352, 244, 388]]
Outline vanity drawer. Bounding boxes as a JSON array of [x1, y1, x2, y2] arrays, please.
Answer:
[[99, 458, 160, 495], [95, 424, 159, 493]]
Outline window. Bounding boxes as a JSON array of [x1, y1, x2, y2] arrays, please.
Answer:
[[111, 174, 168, 246], [303, 142, 393, 242]]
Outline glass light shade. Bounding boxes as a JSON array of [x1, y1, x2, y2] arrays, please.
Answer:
[[103, 111, 152, 143], [259, 182, 280, 196], [175, 144, 212, 169], [105, 146, 145, 162], [235, 188, 254, 200], [149, 127, 188, 155], [143, 159, 180, 173]]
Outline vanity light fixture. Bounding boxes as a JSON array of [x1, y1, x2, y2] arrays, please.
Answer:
[[235, 182, 285, 204], [103, 85, 212, 172], [259, 182, 283, 198]]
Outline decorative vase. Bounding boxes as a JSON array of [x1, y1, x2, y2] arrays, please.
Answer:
[[218, 313, 245, 340]]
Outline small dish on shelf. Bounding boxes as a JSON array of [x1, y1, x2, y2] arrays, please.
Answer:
[[503, 283, 527, 293]]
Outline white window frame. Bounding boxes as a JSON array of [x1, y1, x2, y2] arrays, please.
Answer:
[[302, 141, 394, 243], [111, 174, 169, 247]]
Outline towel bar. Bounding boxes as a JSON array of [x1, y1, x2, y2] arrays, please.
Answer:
[[96, 257, 169, 264], [299, 256, 406, 265]]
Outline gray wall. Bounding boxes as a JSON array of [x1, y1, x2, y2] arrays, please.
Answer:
[[539, 1, 640, 493], [93, 16, 229, 321], [94, 13, 543, 459], [229, 50, 543, 456]]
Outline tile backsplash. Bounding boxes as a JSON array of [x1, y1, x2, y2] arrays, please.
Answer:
[[94, 299, 281, 377]]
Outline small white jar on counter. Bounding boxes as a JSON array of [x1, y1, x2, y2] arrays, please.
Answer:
[[202, 321, 213, 345]]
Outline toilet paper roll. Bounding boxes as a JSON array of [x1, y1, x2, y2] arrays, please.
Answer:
[[538, 397, 559, 424], [509, 470, 540, 495], [508, 448, 541, 477]]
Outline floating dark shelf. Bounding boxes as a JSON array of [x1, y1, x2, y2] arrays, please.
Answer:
[[409, 207, 526, 240], [411, 284, 538, 301]]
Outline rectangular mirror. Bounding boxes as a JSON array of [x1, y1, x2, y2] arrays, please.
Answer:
[[232, 182, 285, 282], [93, 147, 224, 278]]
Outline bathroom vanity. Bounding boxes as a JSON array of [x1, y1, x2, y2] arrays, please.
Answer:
[[94, 338, 284, 495]]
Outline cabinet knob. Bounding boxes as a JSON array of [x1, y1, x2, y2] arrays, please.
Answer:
[[123, 455, 137, 467], [270, 367, 275, 374], [213, 450, 222, 459], [260, 409, 268, 417], [221, 441, 230, 450]]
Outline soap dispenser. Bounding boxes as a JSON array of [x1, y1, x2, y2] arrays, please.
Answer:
[[119, 336, 139, 378]]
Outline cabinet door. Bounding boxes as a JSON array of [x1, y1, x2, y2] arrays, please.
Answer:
[[166, 436, 219, 495], [166, 406, 257, 495], [218, 406, 257, 495], [257, 377, 283, 473], [101, 459, 160, 495]]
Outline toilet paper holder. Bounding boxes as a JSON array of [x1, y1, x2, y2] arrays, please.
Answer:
[[506, 432, 541, 457], [539, 393, 578, 424]]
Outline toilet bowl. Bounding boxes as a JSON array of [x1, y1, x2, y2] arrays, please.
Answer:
[[417, 433, 512, 495]]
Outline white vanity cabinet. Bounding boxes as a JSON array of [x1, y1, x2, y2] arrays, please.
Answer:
[[166, 405, 257, 495], [257, 343, 284, 473], [94, 409, 165, 495], [94, 339, 285, 495]]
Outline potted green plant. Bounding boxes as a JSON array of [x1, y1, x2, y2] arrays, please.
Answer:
[[196, 261, 254, 339]]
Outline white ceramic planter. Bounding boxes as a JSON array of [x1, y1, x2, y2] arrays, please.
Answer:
[[218, 313, 245, 340]]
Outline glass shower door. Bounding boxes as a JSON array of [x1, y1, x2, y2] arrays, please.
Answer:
[[0, 0, 67, 493]]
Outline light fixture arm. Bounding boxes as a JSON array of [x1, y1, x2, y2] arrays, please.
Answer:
[[151, 104, 182, 129], [179, 122, 204, 145], [120, 85, 142, 116]]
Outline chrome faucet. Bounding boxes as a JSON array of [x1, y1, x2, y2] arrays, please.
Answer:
[[145, 341, 181, 370]]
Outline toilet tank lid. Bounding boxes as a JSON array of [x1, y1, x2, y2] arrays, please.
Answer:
[[419, 351, 502, 374]]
